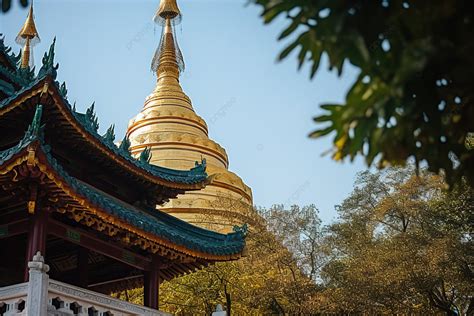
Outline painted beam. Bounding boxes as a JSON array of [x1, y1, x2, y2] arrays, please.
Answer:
[[48, 219, 152, 271]]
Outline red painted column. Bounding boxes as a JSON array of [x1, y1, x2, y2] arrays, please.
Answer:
[[144, 256, 160, 309], [144, 269, 160, 309], [77, 247, 89, 288], [24, 210, 49, 281]]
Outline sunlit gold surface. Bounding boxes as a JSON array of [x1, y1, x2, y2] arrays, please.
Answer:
[[127, 8, 253, 233], [16, 4, 39, 41], [157, 0, 180, 19], [16, 3, 40, 69]]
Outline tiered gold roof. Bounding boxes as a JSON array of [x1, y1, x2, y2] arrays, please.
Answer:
[[127, 0, 253, 232]]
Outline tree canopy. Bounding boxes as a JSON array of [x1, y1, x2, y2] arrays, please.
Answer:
[[252, 0, 473, 187], [321, 168, 473, 314], [1, 0, 27, 12], [116, 169, 472, 315], [116, 206, 320, 315]]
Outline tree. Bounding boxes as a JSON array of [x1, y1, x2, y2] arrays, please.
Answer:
[[158, 206, 320, 315], [251, 0, 474, 186], [263, 204, 327, 283], [321, 168, 473, 314], [1, 0, 27, 12]]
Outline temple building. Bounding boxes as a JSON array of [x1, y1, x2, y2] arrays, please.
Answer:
[[126, 0, 253, 233], [0, 1, 248, 314]]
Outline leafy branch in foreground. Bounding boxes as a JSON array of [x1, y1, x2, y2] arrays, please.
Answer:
[[252, 0, 473, 186], [1, 0, 28, 13]]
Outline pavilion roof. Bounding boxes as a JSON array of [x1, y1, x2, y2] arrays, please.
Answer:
[[0, 38, 209, 195], [0, 105, 246, 263]]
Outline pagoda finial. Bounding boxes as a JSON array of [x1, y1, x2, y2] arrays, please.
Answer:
[[151, 0, 185, 85], [16, 1, 41, 69], [154, 0, 181, 25], [151, 18, 184, 80]]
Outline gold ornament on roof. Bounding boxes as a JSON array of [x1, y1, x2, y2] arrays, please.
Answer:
[[16, 2, 41, 69]]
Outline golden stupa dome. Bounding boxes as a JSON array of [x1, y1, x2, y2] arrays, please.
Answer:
[[127, 1, 253, 232]]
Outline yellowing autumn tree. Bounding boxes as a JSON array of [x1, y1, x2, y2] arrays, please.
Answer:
[[321, 168, 473, 315], [159, 206, 319, 315]]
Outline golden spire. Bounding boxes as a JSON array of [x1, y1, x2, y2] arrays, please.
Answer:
[[16, 2, 40, 69], [126, 0, 254, 233], [154, 18, 181, 81], [150, 0, 186, 95]]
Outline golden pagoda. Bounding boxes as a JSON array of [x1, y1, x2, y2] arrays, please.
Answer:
[[127, 0, 253, 233]]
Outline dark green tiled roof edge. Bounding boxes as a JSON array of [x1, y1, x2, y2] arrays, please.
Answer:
[[0, 107, 245, 256], [0, 39, 208, 185]]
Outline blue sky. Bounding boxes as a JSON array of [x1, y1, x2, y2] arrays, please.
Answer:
[[1, 0, 367, 223]]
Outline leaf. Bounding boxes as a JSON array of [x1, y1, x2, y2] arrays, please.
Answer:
[[313, 114, 332, 123], [310, 50, 323, 79], [278, 11, 303, 40], [297, 46, 307, 70], [309, 126, 333, 138], [2, 0, 11, 12], [278, 40, 300, 61], [262, 2, 295, 24]]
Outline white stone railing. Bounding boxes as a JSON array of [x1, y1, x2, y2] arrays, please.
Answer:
[[0, 282, 28, 315], [47, 280, 167, 316], [0, 252, 169, 316]]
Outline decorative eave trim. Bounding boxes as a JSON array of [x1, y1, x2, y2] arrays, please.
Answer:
[[130, 142, 229, 170], [0, 76, 209, 191], [0, 144, 245, 261]]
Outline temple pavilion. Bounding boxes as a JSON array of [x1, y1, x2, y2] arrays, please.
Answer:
[[0, 0, 247, 314]]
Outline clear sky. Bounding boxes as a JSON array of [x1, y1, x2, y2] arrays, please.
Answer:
[[1, 0, 367, 223]]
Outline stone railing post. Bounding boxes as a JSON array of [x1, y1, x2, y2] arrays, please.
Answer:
[[26, 251, 49, 316], [212, 304, 227, 316]]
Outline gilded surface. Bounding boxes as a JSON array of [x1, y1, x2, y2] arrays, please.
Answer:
[[154, 0, 181, 24], [127, 4, 253, 233], [16, 4, 40, 69]]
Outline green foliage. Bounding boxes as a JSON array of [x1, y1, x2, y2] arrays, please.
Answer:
[[321, 168, 473, 314], [263, 204, 326, 282], [116, 173, 471, 314], [252, 0, 474, 186], [158, 208, 318, 315], [1, 0, 27, 12]]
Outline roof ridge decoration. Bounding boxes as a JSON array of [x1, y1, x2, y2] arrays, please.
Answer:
[[0, 35, 208, 184], [0, 34, 36, 86], [37, 37, 58, 79], [102, 124, 116, 143], [0, 34, 21, 68], [0, 104, 44, 163], [139, 147, 152, 163], [0, 106, 245, 258], [59, 81, 67, 98], [233, 223, 248, 238], [118, 136, 132, 156], [25, 103, 44, 138], [85, 102, 100, 132]]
